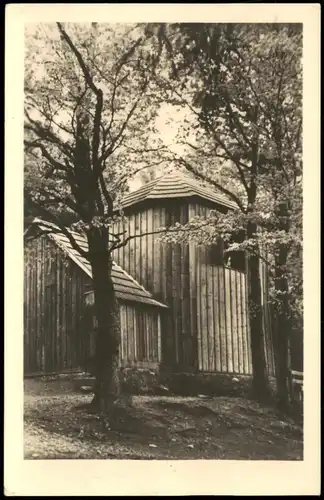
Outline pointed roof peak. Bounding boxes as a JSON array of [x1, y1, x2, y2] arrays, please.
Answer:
[[121, 170, 237, 210]]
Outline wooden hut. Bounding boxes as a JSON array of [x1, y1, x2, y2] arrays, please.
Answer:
[[24, 219, 167, 376], [112, 171, 276, 376]]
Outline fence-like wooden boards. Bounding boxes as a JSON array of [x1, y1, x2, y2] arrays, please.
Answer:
[[24, 236, 89, 376], [112, 199, 276, 376], [197, 265, 253, 374], [24, 235, 162, 376]]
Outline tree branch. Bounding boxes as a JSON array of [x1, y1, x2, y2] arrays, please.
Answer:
[[24, 139, 70, 174], [25, 195, 88, 259], [174, 154, 246, 212]]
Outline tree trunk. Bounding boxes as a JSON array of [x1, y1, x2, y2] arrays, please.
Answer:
[[247, 222, 271, 402], [273, 202, 292, 412], [88, 232, 121, 413]]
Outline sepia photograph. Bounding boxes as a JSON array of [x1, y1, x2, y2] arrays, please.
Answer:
[[5, 3, 320, 496]]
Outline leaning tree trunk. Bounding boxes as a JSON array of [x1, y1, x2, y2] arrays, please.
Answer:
[[88, 232, 121, 413], [247, 222, 271, 402]]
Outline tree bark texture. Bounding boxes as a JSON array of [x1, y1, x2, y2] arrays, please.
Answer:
[[88, 230, 121, 413], [247, 222, 271, 402], [273, 202, 293, 411]]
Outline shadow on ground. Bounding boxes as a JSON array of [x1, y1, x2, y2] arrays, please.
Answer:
[[24, 377, 303, 460]]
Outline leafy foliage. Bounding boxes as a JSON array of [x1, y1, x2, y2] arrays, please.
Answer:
[[24, 22, 167, 252]]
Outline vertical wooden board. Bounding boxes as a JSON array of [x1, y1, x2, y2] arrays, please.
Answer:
[[165, 206, 174, 366], [140, 210, 147, 288], [180, 204, 191, 369], [119, 304, 125, 364], [71, 272, 78, 370], [28, 244, 34, 372], [157, 313, 162, 363], [152, 312, 158, 361], [38, 238, 43, 373], [172, 240, 182, 366], [30, 246, 36, 372], [121, 218, 129, 274], [148, 310, 153, 362], [24, 248, 29, 373], [244, 273, 253, 374], [62, 265, 68, 370], [49, 249, 55, 372], [145, 312, 150, 362], [128, 215, 135, 280], [26, 246, 31, 373], [127, 304, 135, 366], [217, 266, 227, 372], [224, 267, 234, 373], [188, 237, 198, 371], [39, 238, 45, 372], [150, 312, 155, 361], [23, 248, 29, 374], [135, 310, 141, 361], [235, 271, 244, 374], [144, 311, 150, 362], [134, 211, 141, 285], [160, 207, 168, 302], [77, 272, 85, 369], [199, 206, 209, 371], [152, 312, 156, 361], [237, 273, 247, 374], [146, 208, 154, 291], [56, 252, 61, 371], [121, 304, 128, 363], [196, 244, 203, 371], [34, 240, 39, 372], [237, 272, 246, 374], [66, 269, 71, 370], [125, 303, 130, 364], [240, 271, 248, 373], [131, 305, 137, 366], [152, 207, 162, 296], [212, 265, 221, 373], [206, 261, 215, 372], [230, 270, 239, 373], [148, 312, 153, 362], [133, 304, 137, 363], [38, 240, 42, 373]]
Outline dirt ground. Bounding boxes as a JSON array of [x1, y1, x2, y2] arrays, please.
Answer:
[[24, 377, 303, 460]]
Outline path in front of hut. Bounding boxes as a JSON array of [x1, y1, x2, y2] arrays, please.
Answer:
[[24, 376, 303, 460]]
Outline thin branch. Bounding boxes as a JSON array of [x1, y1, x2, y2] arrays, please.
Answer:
[[24, 139, 70, 174], [99, 87, 148, 164], [57, 23, 100, 96], [99, 172, 114, 214], [24, 112, 74, 162]]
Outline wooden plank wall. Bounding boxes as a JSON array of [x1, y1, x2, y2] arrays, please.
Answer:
[[112, 202, 194, 372], [87, 303, 161, 370], [190, 202, 275, 375], [24, 235, 90, 376], [112, 199, 275, 376]]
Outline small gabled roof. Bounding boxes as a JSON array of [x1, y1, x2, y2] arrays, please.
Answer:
[[121, 171, 237, 210], [25, 219, 167, 309]]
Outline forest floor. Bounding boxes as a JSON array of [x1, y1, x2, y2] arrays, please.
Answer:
[[24, 376, 303, 460]]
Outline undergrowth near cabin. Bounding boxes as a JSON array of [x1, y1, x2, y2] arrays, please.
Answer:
[[24, 376, 303, 460]]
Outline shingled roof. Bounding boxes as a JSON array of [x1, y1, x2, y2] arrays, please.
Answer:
[[121, 171, 237, 210], [25, 219, 167, 309]]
